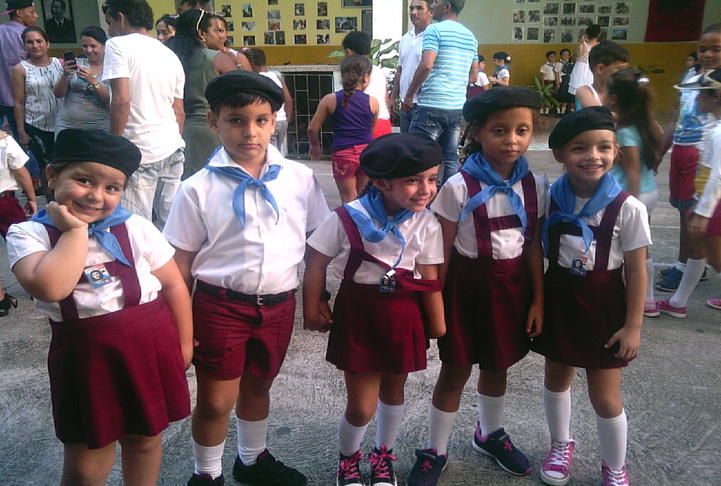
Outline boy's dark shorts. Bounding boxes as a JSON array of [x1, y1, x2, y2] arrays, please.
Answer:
[[669, 144, 699, 212], [192, 282, 297, 381]]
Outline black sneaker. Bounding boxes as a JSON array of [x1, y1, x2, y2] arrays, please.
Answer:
[[405, 448, 447, 486], [232, 450, 307, 486], [471, 424, 531, 476], [187, 473, 225, 485], [368, 446, 397, 486], [336, 450, 364, 486]]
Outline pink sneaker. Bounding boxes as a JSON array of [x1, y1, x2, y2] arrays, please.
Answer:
[[602, 461, 629, 486], [657, 299, 687, 319], [540, 438, 575, 485], [643, 300, 659, 317], [707, 298, 721, 310]]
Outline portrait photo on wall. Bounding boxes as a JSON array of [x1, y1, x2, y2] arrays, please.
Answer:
[[342, 0, 372, 6], [335, 16, 357, 33], [42, 0, 76, 43]]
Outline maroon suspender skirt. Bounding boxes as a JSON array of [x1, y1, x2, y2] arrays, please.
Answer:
[[326, 206, 441, 373], [531, 193, 633, 369], [45, 224, 191, 449], [438, 171, 538, 371]]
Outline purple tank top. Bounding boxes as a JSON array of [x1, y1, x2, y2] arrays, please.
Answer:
[[330, 89, 374, 152]]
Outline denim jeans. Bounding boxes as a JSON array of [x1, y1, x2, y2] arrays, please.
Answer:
[[121, 148, 184, 230], [409, 106, 462, 183], [399, 104, 417, 133]]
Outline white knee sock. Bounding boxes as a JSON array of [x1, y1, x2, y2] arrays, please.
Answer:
[[236, 417, 268, 466], [338, 413, 369, 457], [596, 411, 627, 471], [645, 257, 655, 302], [670, 258, 707, 307], [427, 404, 458, 456], [477, 392, 505, 437], [375, 400, 405, 450], [675, 261, 686, 272], [193, 440, 225, 479], [543, 387, 571, 442]]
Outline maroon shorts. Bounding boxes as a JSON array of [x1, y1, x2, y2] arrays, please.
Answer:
[[331, 144, 367, 181], [669, 145, 699, 210], [706, 202, 721, 236], [192, 285, 297, 380], [0, 192, 26, 239]]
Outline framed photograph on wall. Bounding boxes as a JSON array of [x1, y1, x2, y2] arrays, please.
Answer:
[[42, 0, 76, 43], [336, 16, 358, 33], [342, 0, 372, 6], [527, 27, 539, 41]]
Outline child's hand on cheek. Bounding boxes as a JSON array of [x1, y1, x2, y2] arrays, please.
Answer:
[[45, 201, 88, 232]]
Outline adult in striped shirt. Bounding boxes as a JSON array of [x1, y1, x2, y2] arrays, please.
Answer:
[[403, 0, 478, 184]]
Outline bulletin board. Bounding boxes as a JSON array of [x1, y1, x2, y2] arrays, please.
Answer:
[[507, 1, 640, 44], [217, 0, 365, 47]]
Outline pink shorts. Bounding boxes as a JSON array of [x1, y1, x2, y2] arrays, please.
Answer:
[[192, 284, 297, 380], [373, 118, 393, 139], [707, 202, 721, 236], [331, 144, 368, 181], [669, 145, 699, 210]]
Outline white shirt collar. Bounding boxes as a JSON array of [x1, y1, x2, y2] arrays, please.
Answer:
[[207, 144, 285, 177]]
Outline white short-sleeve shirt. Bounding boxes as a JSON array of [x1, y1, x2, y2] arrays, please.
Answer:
[[398, 28, 425, 103], [364, 65, 390, 121], [103, 33, 185, 163], [431, 171, 548, 260], [540, 62, 556, 82], [0, 134, 29, 193], [552, 195, 652, 271], [162, 144, 330, 294], [307, 201, 443, 284], [6, 215, 174, 321]]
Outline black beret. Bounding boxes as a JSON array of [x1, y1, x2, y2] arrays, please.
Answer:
[[5, 0, 34, 11], [360, 132, 442, 179], [205, 70, 284, 112], [52, 129, 141, 180], [548, 106, 616, 149], [463, 86, 542, 122]]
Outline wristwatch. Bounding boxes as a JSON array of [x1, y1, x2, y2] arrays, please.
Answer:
[[91, 82, 102, 90]]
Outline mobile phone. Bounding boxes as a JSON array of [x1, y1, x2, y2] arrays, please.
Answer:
[[63, 50, 76, 64]]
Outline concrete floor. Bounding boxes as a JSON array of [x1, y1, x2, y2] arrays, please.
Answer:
[[1, 138, 720, 485]]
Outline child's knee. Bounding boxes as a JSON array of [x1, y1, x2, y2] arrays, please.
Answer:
[[588, 389, 623, 417], [196, 392, 237, 419], [345, 403, 376, 426], [437, 364, 473, 392], [119, 434, 162, 455], [61, 444, 115, 486]]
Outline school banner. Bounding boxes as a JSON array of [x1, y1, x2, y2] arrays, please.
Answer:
[[644, 0, 706, 42]]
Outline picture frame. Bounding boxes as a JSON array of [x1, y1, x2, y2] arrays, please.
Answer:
[[42, 0, 76, 43], [342, 0, 372, 7]]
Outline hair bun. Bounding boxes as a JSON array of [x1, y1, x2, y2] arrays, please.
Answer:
[[637, 76, 650, 84], [506, 55, 511, 61]]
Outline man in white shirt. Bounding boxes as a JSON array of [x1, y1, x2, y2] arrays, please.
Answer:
[[103, 0, 186, 230], [390, 0, 432, 133]]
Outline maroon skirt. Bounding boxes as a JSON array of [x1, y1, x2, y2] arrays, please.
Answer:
[[48, 297, 191, 449], [438, 251, 531, 370], [327, 279, 428, 373], [531, 265, 631, 369]]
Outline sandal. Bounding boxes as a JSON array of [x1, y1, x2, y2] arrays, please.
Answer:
[[0, 293, 18, 317]]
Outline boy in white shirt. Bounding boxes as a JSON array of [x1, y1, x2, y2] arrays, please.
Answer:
[[540, 51, 557, 114], [163, 70, 330, 486], [0, 130, 36, 315]]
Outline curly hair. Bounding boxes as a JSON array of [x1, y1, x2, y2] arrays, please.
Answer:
[[103, 0, 154, 31]]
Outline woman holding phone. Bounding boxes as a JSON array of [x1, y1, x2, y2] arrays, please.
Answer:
[[54, 26, 110, 136], [10, 26, 62, 187]]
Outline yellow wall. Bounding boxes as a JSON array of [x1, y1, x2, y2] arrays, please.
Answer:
[[478, 42, 695, 112]]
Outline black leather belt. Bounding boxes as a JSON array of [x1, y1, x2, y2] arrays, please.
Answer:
[[196, 280, 296, 306]]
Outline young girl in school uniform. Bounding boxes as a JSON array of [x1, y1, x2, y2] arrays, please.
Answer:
[[304, 132, 446, 486], [6, 129, 192, 486], [308, 54, 379, 203], [532, 107, 651, 486], [406, 87, 546, 486], [489, 51, 511, 87]]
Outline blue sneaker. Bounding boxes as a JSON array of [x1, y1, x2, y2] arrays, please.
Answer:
[[472, 424, 532, 476], [405, 448, 447, 486], [660, 266, 707, 281], [656, 267, 683, 292]]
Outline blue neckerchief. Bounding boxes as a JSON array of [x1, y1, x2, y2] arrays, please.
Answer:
[[460, 151, 530, 235], [206, 159, 281, 229], [546, 62, 555, 72], [32, 205, 133, 266], [344, 186, 414, 269], [493, 65, 509, 83], [542, 172, 622, 254]]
